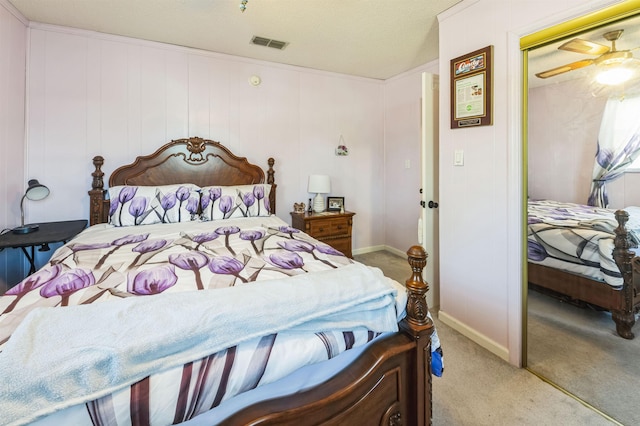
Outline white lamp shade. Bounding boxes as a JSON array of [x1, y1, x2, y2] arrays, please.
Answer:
[[308, 175, 331, 194]]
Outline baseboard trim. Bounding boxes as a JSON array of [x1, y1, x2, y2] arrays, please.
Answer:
[[438, 310, 510, 362], [382, 245, 407, 258], [353, 245, 407, 257], [352, 245, 386, 256]]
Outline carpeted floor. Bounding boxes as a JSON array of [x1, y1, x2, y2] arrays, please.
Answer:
[[528, 289, 640, 426], [355, 250, 617, 425]]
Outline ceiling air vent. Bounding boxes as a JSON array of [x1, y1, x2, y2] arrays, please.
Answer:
[[251, 36, 288, 50]]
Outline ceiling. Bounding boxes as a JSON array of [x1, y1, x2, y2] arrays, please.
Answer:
[[7, 0, 462, 80], [527, 13, 640, 89]]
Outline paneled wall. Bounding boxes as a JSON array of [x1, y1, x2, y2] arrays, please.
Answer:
[[25, 26, 385, 229], [0, 2, 27, 291], [1, 23, 389, 286]]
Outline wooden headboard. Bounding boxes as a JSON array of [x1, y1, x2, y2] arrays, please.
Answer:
[[88, 137, 276, 226]]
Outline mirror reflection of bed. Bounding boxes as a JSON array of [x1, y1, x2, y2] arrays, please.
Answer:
[[526, 12, 640, 426]]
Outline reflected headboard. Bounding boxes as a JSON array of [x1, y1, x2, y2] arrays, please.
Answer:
[[88, 137, 276, 226]]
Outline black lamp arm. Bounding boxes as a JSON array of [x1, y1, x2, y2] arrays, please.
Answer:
[[19, 194, 28, 227]]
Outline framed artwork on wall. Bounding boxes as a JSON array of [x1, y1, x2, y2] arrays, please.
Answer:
[[450, 45, 493, 129]]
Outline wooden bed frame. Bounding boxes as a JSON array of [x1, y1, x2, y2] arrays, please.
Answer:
[[88, 137, 435, 425], [528, 209, 640, 339]]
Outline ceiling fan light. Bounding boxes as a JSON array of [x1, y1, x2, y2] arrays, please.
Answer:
[[593, 50, 632, 67], [595, 67, 633, 85]]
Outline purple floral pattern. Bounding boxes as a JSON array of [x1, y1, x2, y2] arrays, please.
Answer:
[[40, 268, 96, 306], [219, 195, 235, 219], [96, 233, 150, 269], [239, 229, 266, 254], [128, 265, 178, 295], [169, 252, 209, 290], [268, 251, 306, 272], [277, 240, 342, 269], [108, 184, 200, 226], [0, 219, 353, 343], [216, 226, 241, 256], [200, 185, 272, 221], [2, 264, 64, 314], [209, 256, 248, 284], [130, 239, 171, 268]]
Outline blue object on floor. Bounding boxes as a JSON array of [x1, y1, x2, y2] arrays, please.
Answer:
[[432, 347, 444, 377]]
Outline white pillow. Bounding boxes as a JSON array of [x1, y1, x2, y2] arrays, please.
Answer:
[[200, 184, 271, 221], [108, 184, 201, 226]]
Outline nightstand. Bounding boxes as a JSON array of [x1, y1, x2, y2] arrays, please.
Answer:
[[290, 211, 355, 258], [0, 220, 88, 276]]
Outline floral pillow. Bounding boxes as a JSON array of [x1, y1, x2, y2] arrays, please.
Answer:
[[108, 184, 201, 226], [200, 184, 271, 221]]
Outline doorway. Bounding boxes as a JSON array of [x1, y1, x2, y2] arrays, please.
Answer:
[[421, 72, 440, 311]]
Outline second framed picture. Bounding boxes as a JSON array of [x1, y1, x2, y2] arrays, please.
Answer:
[[327, 196, 344, 212]]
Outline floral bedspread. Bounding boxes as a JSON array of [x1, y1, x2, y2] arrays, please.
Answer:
[[0, 216, 401, 425], [527, 199, 640, 287]]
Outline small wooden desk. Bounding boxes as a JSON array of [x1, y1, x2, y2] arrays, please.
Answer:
[[0, 220, 88, 276]]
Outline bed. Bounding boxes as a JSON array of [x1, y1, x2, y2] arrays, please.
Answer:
[[0, 137, 439, 425], [527, 199, 640, 339]]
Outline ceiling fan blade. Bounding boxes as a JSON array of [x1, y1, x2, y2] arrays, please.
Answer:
[[535, 59, 594, 79], [558, 38, 610, 55]]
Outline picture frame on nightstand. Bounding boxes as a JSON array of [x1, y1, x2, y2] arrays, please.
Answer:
[[327, 197, 344, 212]]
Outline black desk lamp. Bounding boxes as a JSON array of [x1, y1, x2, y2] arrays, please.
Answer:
[[13, 179, 50, 234]]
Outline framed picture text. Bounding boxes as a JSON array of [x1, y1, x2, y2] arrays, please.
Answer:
[[450, 45, 493, 128]]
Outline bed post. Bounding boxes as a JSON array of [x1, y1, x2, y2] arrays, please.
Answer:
[[267, 157, 277, 215], [400, 245, 434, 426], [613, 210, 636, 339], [88, 156, 106, 226]]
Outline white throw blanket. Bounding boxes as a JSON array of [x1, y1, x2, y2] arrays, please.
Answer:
[[0, 263, 398, 426]]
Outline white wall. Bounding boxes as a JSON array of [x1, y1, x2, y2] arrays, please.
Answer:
[[0, 9, 433, 289], [437, 0, 619, 365], [17, 24, 387, 275], [528, 79, 607, 204], [528, 77, 640, 209], [0, 1, 27, 290]]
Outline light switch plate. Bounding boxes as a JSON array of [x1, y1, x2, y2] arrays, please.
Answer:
[[454, 149, 464, 166]]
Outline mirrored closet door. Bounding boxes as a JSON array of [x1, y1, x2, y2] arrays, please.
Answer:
[[525, 8, 640, 426]]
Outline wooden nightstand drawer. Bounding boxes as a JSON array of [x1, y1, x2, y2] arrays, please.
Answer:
[[309, 219, 334, 238], [290, 211, 355, 258], [327, 237, 351, 256], [330, 218, 351, 236]]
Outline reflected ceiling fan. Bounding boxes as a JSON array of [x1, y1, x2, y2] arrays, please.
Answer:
[[535, 29, 640, 82]]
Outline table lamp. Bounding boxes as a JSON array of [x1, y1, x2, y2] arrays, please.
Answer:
[[13, 179, 50, 234], [308, 175, 330, 213]]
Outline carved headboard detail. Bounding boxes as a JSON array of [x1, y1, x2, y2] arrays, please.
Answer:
[[88, 137, 276, 225]]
